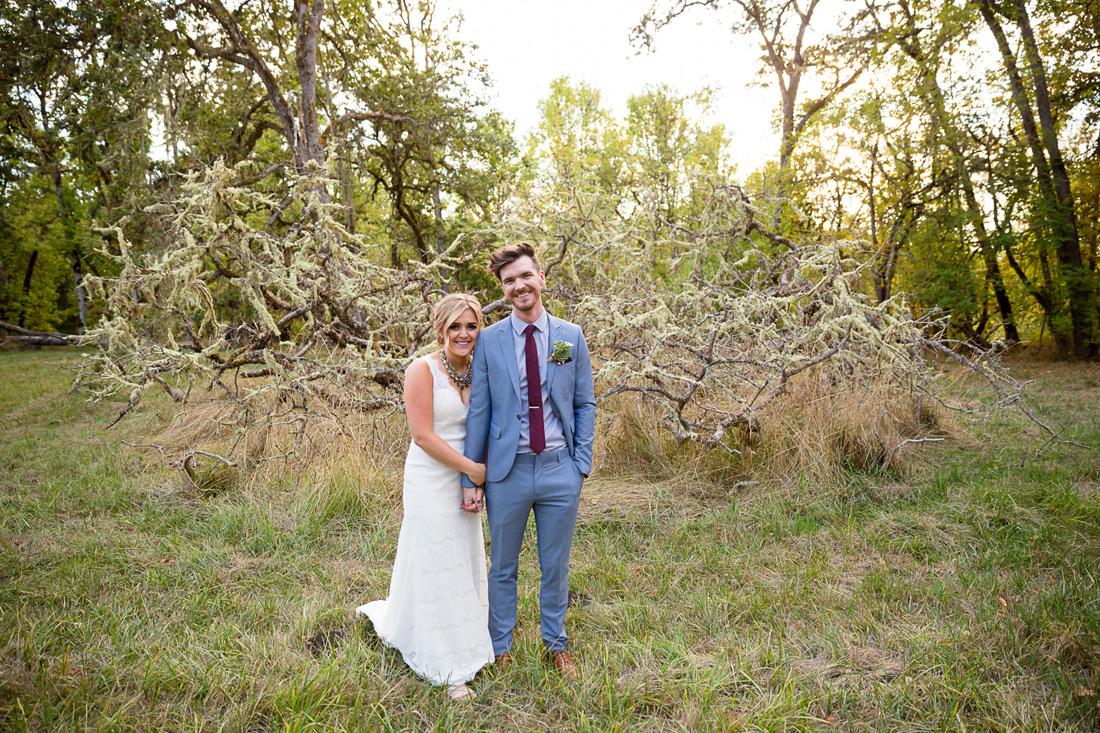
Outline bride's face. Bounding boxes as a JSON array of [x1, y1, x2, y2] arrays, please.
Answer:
[[443, 308, 480, 362]]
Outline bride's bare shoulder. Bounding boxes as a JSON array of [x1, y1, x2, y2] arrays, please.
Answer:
[[405, 352, 440, 378]]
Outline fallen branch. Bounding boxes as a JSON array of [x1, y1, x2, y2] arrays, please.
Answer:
[[0, 320, 77, 346], [885, 437, 946, 462]]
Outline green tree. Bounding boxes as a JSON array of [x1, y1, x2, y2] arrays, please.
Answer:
[[527, 77, 628, 195], [349, 1, 518, 264], [634, 0, 867, 178], [625, 85, 730, 225], [975, 0, 1097, 356], [0, 0, 166, 332], [169, 0, 516, 265], [867, 0, 1019, 341]]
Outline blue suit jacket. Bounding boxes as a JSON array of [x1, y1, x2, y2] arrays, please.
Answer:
[[462, 314, 596, 485]]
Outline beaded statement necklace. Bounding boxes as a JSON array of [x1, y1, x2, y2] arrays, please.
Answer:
[[441, 352, 472, 390]]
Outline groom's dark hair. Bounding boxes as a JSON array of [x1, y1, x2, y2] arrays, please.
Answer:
[[488, 241, 541, 281]]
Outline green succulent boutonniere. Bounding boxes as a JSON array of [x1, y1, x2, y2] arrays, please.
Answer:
[[550, 341, 573, 365]]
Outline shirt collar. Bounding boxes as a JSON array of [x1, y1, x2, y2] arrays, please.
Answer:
[[510, 310, 548, 336]]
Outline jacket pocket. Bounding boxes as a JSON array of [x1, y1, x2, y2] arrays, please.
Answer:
[[490, 422, 502, 439]]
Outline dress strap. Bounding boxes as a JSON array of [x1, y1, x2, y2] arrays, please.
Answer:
[[424, 354, 447, 389]]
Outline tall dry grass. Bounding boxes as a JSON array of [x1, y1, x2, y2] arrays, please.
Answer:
[[597, 367, 960, 492], [150, 388, 409, 518], [143, 363, 962, 508]]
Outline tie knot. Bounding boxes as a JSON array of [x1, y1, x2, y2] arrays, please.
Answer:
[[525, 324, 536, 336]]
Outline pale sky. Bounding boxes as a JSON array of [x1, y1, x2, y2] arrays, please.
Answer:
[[444, 0, 781, 175]]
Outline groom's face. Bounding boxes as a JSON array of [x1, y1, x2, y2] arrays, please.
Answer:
[[499, 255, 545, 315]]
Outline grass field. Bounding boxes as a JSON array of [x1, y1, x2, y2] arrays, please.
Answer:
[[2, 349, 1099, 731]]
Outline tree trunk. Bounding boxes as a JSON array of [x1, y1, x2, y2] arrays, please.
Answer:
[[959, 174, 1018, 343], [736, 0, 816, 173], [432, 184, 445, 256], [0, 320, 76, 346], [982, 246, 1019, 342], [70, 248, 87, 329], [184, 0, 328, 199], [1012, 0, 1095, 357], [894, 4, 1018, 342], [337, 144, 356, 233], [51, 155, 85, 331], [875, 211, 912, 304], [977, 0, 1095, 357], [294, 0, 326, 168], [866, 147, 890, 303], [18, 250, 39, 328]]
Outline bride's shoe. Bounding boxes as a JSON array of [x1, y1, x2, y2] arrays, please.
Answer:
[[447, 684, 476, 702]]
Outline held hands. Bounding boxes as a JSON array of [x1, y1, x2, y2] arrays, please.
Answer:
[[460, 485, 485, 514], [460, 462, 487, 513]]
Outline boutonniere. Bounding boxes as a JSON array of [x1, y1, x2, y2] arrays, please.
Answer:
[[550, 341, 573, 365]]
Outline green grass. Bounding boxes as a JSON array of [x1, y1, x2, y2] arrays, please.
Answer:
[[2, 350, 1099, 730]]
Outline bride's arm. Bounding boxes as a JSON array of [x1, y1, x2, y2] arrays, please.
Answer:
[[404, 359, 487, 486]]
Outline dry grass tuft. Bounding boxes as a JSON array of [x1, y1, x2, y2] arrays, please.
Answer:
[[577, 476, 710, 522], [740, 375, 946, 485], [596, 396, 690, 480], [297, 465, 393, 522], [150, 390, 408, 497], [181, 454, 240, 495], [598, 367, 961, 490]]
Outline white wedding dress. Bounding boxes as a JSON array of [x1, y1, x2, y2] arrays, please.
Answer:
[[357, 355, 494, 686]]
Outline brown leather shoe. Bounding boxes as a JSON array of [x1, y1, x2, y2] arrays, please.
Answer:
[[550, 650, 580, 679], [493, 652, 511, 674]]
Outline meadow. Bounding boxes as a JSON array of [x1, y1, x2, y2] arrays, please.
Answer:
[[1, 349, 1099, 731]]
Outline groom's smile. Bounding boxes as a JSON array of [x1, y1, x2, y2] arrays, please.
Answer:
[[499, 256, 546, 318]]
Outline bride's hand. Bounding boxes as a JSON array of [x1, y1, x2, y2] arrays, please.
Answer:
[[460, 485, 480, 513], [466, 462, 486, 487]]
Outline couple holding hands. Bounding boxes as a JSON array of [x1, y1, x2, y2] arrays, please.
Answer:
[[357, 242, 596, 701]]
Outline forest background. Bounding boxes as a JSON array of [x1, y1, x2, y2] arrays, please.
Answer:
[[2, 0, 1097, 360]]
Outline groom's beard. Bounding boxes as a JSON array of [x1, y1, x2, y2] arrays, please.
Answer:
[[508, 291, 540, 313]]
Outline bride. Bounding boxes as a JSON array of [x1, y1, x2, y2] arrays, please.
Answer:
[[357, 293, 494, 701]]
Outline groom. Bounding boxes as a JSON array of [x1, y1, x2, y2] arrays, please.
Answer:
[[462, 241, 596, 678]]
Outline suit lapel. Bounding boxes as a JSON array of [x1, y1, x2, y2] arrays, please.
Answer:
[[546, 316, 560, 393], [496, 320, 521, 402]]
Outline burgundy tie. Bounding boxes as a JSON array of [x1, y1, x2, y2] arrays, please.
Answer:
[[524, 324, 545, 454]]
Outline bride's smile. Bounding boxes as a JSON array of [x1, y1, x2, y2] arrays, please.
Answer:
[[444, 309, 480, 366]]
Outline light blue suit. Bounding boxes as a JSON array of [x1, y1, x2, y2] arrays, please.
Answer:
[[463, 314, 596, 654]]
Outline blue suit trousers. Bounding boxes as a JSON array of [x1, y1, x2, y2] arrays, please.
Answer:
[[485, 448, 583, 654]]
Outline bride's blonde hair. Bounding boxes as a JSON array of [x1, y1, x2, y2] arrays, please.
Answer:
[[433, 293, 483, 349]]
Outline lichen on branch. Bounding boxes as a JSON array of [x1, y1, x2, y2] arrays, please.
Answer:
[[494, 175, 1056, 461], [76, 158, 462, 433], [75, 162, 1071, 475]]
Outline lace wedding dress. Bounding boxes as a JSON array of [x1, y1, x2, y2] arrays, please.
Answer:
[[357, 355, 494, 686]]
